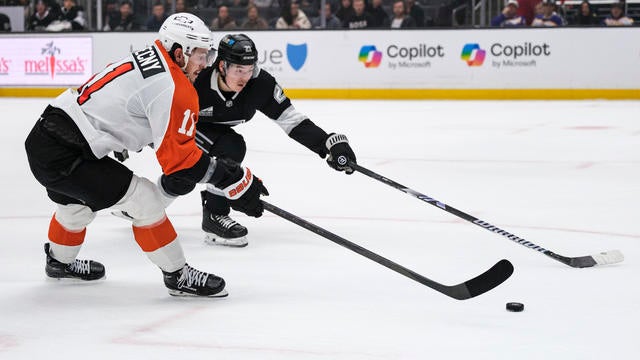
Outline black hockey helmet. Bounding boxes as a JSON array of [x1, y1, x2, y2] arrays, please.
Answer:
[[215, 34, 258, 67]]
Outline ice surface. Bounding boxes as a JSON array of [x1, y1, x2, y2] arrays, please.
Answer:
[[1, 98, 638, 359]]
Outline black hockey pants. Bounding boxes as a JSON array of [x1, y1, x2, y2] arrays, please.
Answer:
[[25, 105, 133, 211]]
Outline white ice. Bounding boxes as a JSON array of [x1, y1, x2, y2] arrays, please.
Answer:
[[0, 98, 638, 359]]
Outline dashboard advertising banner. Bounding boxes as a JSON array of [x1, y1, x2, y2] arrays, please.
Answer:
[[0, 37, 92, 86], [1, 29, 638, 95]]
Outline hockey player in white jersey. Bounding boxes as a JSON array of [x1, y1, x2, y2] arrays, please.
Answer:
[[186, 34, 356, 247], [24, 14, 268, 297]]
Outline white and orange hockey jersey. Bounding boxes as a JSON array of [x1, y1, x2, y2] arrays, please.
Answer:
[[50, 39, 202, 175]]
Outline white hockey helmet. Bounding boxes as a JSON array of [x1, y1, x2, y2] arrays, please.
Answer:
[[159, 13, 214, 67]]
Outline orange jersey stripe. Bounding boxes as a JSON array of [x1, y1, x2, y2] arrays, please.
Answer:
[[153, 40, 203, 175], [48, 215, 86, 246], [132, 216, 177, 252]]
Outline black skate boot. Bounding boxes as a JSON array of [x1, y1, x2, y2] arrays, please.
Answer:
[[202, 207, 248, 247], [44, 243, 105, 281], [163, 264, 228, 297]]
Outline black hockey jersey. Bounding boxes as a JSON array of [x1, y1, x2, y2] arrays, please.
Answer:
[[193, 66, 329, 157]]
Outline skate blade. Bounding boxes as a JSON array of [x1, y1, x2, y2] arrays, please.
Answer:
[[168, 288, 229, 298], [45, 275, 106, 283], [204, 233, 248, 248]]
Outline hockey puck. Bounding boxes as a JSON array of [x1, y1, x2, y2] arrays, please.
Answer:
[[506, 302, 524, 312]]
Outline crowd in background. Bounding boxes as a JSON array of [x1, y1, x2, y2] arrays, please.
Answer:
[[0, 0, 637, 32], [491, 0, 634, 27]]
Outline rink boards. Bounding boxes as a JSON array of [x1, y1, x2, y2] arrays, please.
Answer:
[[1, 28, 639, 99]]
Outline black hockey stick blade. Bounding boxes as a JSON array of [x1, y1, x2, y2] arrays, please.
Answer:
[[262, 200, 514, 300], [349, 162, 624, 269], [454, 259, 514, 300]]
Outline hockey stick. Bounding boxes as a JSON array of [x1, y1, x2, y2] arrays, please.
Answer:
[[349, 162, 624, 268], [262, 200, 513, 300]]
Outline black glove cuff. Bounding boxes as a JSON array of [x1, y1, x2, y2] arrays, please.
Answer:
[[209, 158, 241, 188]]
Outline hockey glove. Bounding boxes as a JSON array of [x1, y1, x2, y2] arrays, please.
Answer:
[[209, 158, 269, 217], [113, 149, 129, 162], [325, 133, 356, 174]]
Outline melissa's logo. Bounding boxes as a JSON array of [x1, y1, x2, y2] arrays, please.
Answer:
[[286, 43, 307, 71], [460, 43, 486, 67], [358, 45, 382, 68], [24, 41, 87, 79]]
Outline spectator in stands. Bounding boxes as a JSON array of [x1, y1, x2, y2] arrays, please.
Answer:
[[43, 0, 83, 31], [28, 0, 56, 31], [210, 5, 238, 29], [533, 1, 543, 17], [57, 0, 86, 30], [389, 0, 415, 28], [173, 0, 189, 14], [242, 4, 269, 29], [103, 0, 119, 28], [145, 2, 168, 31], [517, 0, 537, 25], [335, 0, 355, 23], [572, 0, 599, 25], [603, 3, 634, 26], [312, 2, 342, 28], [367, 0, 389, 27], [491, 0, 526, 27], [531, 0, 564, 26], [405, 0, 425, 27], [342, 0, 374, 28], [0, 12, 10, 32], [276, 1, 312, 28], [300, 0, 320, 18], [103, 0, 138, 31]]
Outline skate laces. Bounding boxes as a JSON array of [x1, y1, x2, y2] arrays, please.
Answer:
[[177, 265, 209, 288], [68, 259, 91, 274], [213, 215, 239, 230]]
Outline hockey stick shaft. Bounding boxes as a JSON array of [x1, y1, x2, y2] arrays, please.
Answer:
[[349, 162, 622, 268], [262, 200, 513, 300]]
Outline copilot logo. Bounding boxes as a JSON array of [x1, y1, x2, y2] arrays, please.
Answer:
[[462, 41, 551, 68], [460, 43, 486, 67], [358, 45, 383, 68]]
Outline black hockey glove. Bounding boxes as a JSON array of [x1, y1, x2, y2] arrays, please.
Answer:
[[325, 133, 356, 174], [209, 158, 269, 217], [113, 149, 129, 162]]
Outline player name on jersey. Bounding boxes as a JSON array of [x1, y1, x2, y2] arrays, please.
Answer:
[[133, 47, 165, 79]]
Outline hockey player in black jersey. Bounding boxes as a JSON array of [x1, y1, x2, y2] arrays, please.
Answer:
[[188, 34, 357, 247]]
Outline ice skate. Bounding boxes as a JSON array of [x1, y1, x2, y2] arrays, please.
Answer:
[[202, 208, 248, 247], [44, 243, 106, 281], [163, 264, 228, 297]]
